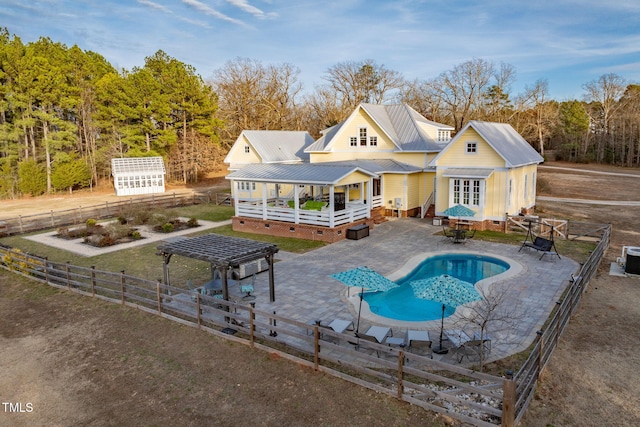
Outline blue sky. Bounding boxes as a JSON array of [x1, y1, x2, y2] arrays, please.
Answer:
[[2, 0, 639, 101]]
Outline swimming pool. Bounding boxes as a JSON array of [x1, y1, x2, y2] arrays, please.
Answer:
[[362, 254, 509, 321]]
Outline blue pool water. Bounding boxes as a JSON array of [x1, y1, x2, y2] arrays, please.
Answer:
[[363, 254, 509, 321]]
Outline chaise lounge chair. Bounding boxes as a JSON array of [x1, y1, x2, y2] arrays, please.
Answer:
[[354, 326, 392, 357]]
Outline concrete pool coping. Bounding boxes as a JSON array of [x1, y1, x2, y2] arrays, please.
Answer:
[[351, 250, 525, 329]]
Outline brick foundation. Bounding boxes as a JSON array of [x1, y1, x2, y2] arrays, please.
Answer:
[[449, 219, 506, 231], [232, 217, 375, 243]]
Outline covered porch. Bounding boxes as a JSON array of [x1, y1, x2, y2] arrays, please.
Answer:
[[227, 164, 381, 230]]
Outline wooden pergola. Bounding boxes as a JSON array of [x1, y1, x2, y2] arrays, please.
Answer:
[[157, 234, 279, 302]]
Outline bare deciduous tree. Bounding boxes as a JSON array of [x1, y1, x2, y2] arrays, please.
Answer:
[[211, 58, 303, 146], [453, 282, 522, 372], [322, 59, 405, 112]]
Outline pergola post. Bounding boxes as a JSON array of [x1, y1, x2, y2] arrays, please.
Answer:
[[267, 252, 275, 302], [162, 253, 172, 290]]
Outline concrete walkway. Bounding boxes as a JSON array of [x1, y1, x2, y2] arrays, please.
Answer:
[[246, 218, 579, 364]]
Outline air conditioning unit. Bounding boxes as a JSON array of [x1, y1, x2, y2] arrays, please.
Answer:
[[625, 246, 640, 275]]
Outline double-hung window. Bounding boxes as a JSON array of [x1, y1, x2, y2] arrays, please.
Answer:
[[350, 137, 357, 147], [359, 127, 367, 146]]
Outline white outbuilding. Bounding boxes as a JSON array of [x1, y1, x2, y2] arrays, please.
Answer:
[[111, 157, 166, 196]]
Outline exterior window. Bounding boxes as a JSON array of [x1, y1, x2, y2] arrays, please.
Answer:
[[462, 180, 470, 204], [453, 178, 481, 207], [359, 128, 367, 146], [369, 136, 377, 146], [350, 137, 357, 147], [524, 175, 529, 199], [438, 130, 450, 142], [453, 180, 460, 204], [244, 145, 250, 153], [238, 182, 256, 191], [473, 181, 480, 205], [466, 142, 477, 153]]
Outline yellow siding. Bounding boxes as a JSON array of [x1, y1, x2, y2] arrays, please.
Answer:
[[382, 174, 406, 209], [336, 171, 371, 186], [435, 129, 504, 167], [227, 134, 261, 166], [406, 174, 421, 208]]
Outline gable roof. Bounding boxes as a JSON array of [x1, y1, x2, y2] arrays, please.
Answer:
[[226, 163, 377, 185], [430, 121, 544, 168], [305, 103, 453, 153], [225, 130, 314, 164], [111, 157, 166, 175]]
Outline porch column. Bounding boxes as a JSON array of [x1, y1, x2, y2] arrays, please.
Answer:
[[233, 181, 239, 216], [367, 178, 373, 215], [329, 186, 335, 228], [262, 183, 268, 220], [294, 184, 300, 224]]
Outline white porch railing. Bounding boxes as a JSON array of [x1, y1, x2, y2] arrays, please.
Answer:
[[372, 195, 383, 208], [236, 202, 370, 228], [420, 192, 434, 218]]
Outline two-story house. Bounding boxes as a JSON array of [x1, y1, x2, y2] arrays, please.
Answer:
[[225, 103, 543, 242]]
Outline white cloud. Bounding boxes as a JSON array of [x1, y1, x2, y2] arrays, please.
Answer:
[[225, 0, 277, 19], [181, 0, 247, 26]]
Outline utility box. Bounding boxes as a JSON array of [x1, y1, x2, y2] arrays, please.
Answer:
[[433, 217, 442, 226]]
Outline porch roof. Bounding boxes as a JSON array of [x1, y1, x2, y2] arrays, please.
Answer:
[[442, 168, 495, 179], [226, 163, 378, 185]]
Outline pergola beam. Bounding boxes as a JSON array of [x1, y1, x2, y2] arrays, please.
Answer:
[[157, 234, 279, 302]]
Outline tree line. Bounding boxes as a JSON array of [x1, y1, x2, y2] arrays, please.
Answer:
[[1, 28, 638, 199]]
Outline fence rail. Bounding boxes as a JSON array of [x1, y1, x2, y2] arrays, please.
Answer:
[[0, 220, 611, 426], [0, 192, 230, 237]]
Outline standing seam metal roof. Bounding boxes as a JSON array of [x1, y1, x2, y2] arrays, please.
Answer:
[[242, 130, 313, 162], [467, 121, 544, 167], [305, 103, 450, 153], [226, 163, 377, 184]]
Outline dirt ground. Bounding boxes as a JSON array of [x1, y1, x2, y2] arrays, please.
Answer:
[[1, 162, 640, 426]]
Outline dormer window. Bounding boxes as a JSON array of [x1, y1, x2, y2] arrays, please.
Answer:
[[466, 142, 477, 154], [359, 128, 367, 146], [244, 145, 250, 153], [438, 130, 450, 142]]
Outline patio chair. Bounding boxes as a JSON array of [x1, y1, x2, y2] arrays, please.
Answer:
[[407, 330, 433, 359], [352, 326, 391, 357], [240, 274, 256, 300], [442, 226, 456, 241]]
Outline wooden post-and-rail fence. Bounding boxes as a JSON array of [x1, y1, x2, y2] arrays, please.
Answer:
[[0, 191, 233, 237], [0, 221, 610, 426]]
